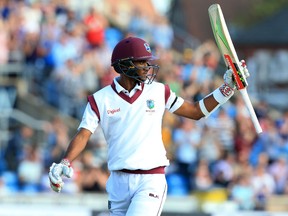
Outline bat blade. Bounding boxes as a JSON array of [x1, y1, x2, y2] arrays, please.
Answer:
[[208, 4, 262, 134], [208, 4, 248, 90]]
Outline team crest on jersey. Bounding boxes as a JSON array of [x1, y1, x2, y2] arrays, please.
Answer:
[[146, 99, 155, 109], [144, 43, 151, 53]]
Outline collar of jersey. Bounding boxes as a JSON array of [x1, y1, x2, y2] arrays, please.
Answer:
[[111, 77, 144, 104], [113, 77, 143, 93]]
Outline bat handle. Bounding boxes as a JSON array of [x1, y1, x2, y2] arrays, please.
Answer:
[[239, 89, 263, 134]]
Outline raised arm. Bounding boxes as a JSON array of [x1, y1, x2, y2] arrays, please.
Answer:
[[173, 93, 219, 120]]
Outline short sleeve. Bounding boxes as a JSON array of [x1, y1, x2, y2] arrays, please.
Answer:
[[78, 103, 99, 133], [165, 89, 184, 113]]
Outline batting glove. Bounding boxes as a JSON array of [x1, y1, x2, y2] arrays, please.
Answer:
[[224, 59, 250, 89], [48, 158, 73, 193]]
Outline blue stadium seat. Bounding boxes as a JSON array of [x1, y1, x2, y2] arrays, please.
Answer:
[[2, 171, 19, 192], [166, 173, 190, 196]]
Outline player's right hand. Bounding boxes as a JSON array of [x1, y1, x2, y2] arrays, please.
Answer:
[[48, 159, 74, 193]]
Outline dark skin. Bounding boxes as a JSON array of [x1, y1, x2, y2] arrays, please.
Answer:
[[63, 60, 219, 162]]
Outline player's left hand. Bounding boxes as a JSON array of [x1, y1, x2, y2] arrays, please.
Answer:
[[224, 59, 250, 89], [48, 159, 73, 193]]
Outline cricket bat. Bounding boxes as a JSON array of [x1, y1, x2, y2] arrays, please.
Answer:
[[208, 4, 262, 134]]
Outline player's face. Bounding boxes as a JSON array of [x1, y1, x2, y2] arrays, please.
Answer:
[[133, 60, 152, 82]]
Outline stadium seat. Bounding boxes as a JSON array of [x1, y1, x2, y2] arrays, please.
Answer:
[[166, 173, 190, 196], [2, 171, 19, 192]]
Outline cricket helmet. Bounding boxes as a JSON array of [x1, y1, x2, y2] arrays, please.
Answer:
[[111, 37, 159, 84]]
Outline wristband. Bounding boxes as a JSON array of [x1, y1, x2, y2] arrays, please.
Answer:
[[199, 99, 210, 117], [213, 83, 234, 105], [200, 83, 234, 118], [61, 158, 71, 167]]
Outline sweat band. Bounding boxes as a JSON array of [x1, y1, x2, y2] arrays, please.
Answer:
[[213, 83, 234, 105], [61, 158, 71, 167], [200, 83, 234, 118], [199, 99, 210, 117]]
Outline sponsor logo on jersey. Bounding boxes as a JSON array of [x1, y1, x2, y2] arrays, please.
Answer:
[[107, 108, 120, 114]]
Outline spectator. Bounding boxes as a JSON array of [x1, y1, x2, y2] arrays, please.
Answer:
[[18, 145, 43, 193], [161, 112, 176, 160], [83, 7, 108, 48], [268, 157, 288, 194], [19, 1, 42, 36], [127, 7, 152, 40], [48, 32, 79, 69], [57, 58, 87, 118], [4, 126, 35, 172], [212, 151, 237, 188], [197, 124, 223, 165], [234, 118, 257, 159], [191, 159, 214, 191], [0, 19, 9, 64], [251, 164, 276, 210], [206, 108, 236, 151], [38, 9, 62, 75], [80, 48, 102, 94], [179, 48, 195, 86], [151, 15, 174, 50], [44, 116, 70, 169], [229, 174, 255, 210], [249, 116, 282, 166], [78, 150, 109, 193], [278, 110, 288, 140], [5, 2, 24, 64], [0, 177, 10, 194], [173, 118, 201, 182]]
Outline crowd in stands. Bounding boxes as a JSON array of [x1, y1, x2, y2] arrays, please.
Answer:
[[1, 0, 288, 212]]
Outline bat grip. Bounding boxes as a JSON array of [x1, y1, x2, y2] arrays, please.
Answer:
[[239, 89, 262, 134]]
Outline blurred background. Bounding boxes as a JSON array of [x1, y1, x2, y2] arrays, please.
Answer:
[[1, 0, 288, 215]]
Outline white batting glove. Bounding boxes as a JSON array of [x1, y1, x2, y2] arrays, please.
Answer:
[[223, 69, 235, 89], [224, 59, 250, 89], [48, 159, 74, 193]]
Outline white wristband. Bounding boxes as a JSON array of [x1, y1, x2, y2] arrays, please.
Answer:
[[213, 83, 234, 105], [61, 158, 71, 167], [199, 99, 210, 117], [198, 83, 234, 119]]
